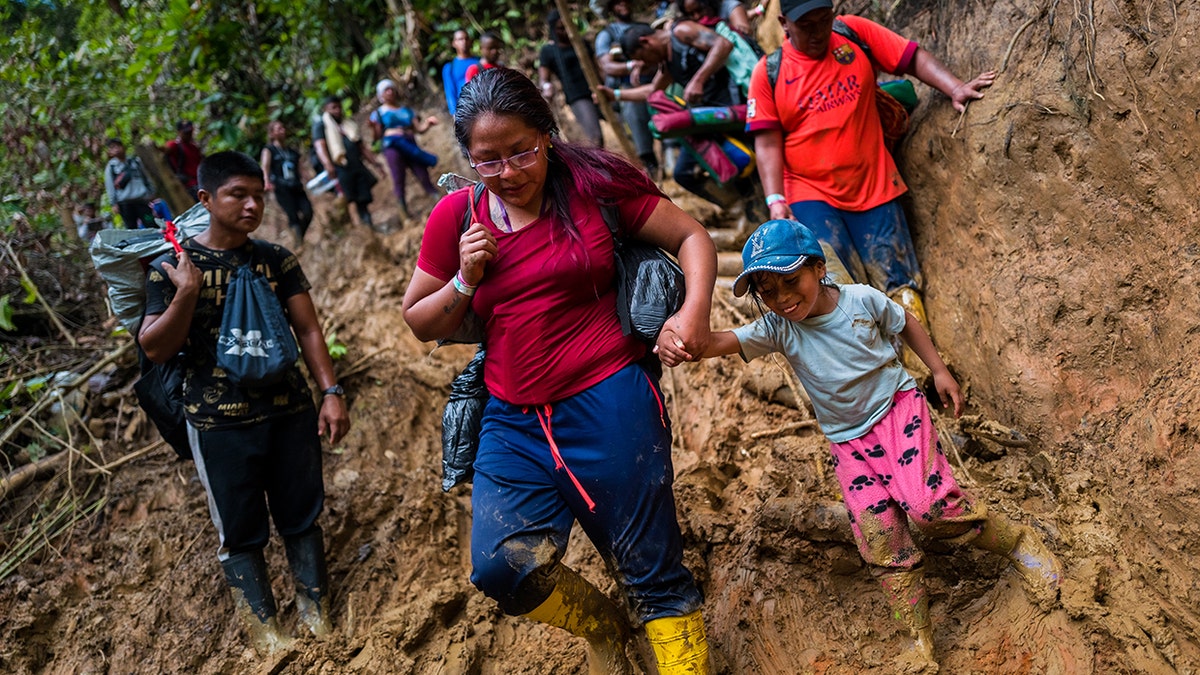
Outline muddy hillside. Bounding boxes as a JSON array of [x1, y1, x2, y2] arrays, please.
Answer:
[[3, 0, 1199, 672]]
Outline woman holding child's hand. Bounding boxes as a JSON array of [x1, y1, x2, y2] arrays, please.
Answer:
[[402, 67, 718, 675]]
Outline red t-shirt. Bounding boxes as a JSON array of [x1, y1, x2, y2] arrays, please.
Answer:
[[746, 15, 918, 212], [463, 62, 496, 83], [165, 139, 203, 190], [417, 187, 659, 405]]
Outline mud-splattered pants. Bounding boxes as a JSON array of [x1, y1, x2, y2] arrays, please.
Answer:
[[829, 388, 985, 569], [789, 198, 923, 293], [469, 363, 704, 622], [188, 405, 325, 561]]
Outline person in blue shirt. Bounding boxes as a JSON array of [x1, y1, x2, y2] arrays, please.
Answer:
[[370, 79, 440, 218], [442, 29, 481, 117]]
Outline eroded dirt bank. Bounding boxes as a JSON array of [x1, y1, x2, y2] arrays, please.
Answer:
[[3, 0, 1199, 673]]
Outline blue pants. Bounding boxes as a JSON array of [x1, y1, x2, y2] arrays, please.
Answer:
[[790, 198, 923, 293], [469, 364, 703, 622]]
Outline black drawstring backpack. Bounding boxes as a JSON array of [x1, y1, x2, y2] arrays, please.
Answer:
[[209, 244, 300, 387]]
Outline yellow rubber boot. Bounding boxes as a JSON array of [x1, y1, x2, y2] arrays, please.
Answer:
[[887, 286, 932, 379], [644, 609, 711, 674], [878, 567, 937, 672], [972, 516, 1063, 610], [523, 565, 633, 675]]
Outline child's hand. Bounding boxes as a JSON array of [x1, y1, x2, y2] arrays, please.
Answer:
[[425, 116, 439, 127], [932, 370, 964, 417], [654, 328, 692, 367]]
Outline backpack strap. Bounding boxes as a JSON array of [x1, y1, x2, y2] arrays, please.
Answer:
[[831, 19, 879, 72], [460, 181, 487, 234], [767, 19, 875, 97]]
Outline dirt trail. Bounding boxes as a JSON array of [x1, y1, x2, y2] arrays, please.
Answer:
[[3, 0, 1200, 672]]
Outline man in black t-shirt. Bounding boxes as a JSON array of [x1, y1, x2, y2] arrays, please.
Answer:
[[538, 9, 604, 147], [140, 151, 349, 655]]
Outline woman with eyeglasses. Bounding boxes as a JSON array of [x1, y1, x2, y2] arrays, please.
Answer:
[[402, 67, 718, 675]]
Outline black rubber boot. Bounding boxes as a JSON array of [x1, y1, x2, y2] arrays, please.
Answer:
[[284, 526, 332, 637], [221, 550, 293, 654]]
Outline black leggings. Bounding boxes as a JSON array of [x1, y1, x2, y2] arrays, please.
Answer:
[[274, 185, 313, 237]]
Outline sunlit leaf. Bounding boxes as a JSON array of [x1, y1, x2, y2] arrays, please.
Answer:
[[0, 295, 13, 331]]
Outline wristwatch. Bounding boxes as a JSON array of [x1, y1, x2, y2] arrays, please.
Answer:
[[321, 384, 345, 398]]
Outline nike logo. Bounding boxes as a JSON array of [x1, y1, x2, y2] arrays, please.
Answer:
[[785, 76, 801, 85]]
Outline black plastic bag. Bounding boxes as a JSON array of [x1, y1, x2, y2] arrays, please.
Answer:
[[612, 239, 686, 343], [441, 347, 488, 491], [132, 348, 192, 460]]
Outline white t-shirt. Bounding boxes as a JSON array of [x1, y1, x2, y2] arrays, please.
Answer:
[[733, 284, 916, 442]]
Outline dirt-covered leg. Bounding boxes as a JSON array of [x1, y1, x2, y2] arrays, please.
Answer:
[[523, 564, 634, 675], [877, 566, 937, 673], [283, 525, 332, 637], [221, 550, 294, 655], [966, 514, 1063, 610]]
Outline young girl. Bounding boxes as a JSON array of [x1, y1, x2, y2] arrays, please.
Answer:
[[369, 79, 439, 218], [658, 219, 1062, 670]]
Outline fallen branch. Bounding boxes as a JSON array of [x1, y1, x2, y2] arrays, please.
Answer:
[[337, 347, 389, 381], [0, 239, 77, 347], [90, 439, 165, 474], [750, 420, 818, 440], [0, 450, 71, 501], [0, 340, 134, 452], [936, 417, 977, 486]]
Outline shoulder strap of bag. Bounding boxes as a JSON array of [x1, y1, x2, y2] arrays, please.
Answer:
[[598, 203, 623, 244], [767, 19, 873, 93], [460, 181, 487, 233], [832, 19, 879, 72]]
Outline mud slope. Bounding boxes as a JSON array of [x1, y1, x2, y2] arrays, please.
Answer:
[[3, 0, 1200, 673]]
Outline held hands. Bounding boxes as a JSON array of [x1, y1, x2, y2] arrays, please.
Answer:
[[949, 70, 997, 112], [319, 395, 350, 445], [459, 221, 498, 286], [653, 313, 712, 367]]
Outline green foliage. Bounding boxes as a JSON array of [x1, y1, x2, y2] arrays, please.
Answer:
[[0, 295, 13, 332], [1, 0, 569, 224], [326, 332, 348, 361]]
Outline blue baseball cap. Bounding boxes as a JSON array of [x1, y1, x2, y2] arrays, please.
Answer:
[[733, 219, 826, 297]]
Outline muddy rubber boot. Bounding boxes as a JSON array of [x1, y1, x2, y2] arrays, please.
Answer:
[[644, 609, 711, 674], [887, 286, 933, 379], [523, 565, 634, 675], [971, 516, 1063, 610], [221, 550, 294, 655], [284, 526, 333, 638], [877, 567, 937, 673]]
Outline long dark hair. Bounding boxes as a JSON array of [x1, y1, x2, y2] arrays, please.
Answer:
[[454, 67, 663, 247]]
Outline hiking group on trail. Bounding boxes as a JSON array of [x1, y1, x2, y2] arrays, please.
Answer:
[[85, 0, 1066, 671]]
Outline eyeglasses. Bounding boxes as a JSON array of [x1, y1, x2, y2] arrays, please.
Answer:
[[470, 145, 540, 177]]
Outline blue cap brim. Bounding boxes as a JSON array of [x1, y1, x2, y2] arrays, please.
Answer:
[[732, 254, 810, 297]]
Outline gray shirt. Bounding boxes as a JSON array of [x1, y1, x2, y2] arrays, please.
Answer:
[[733, 284, 915, 442], [104, 156, 154, 205]]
